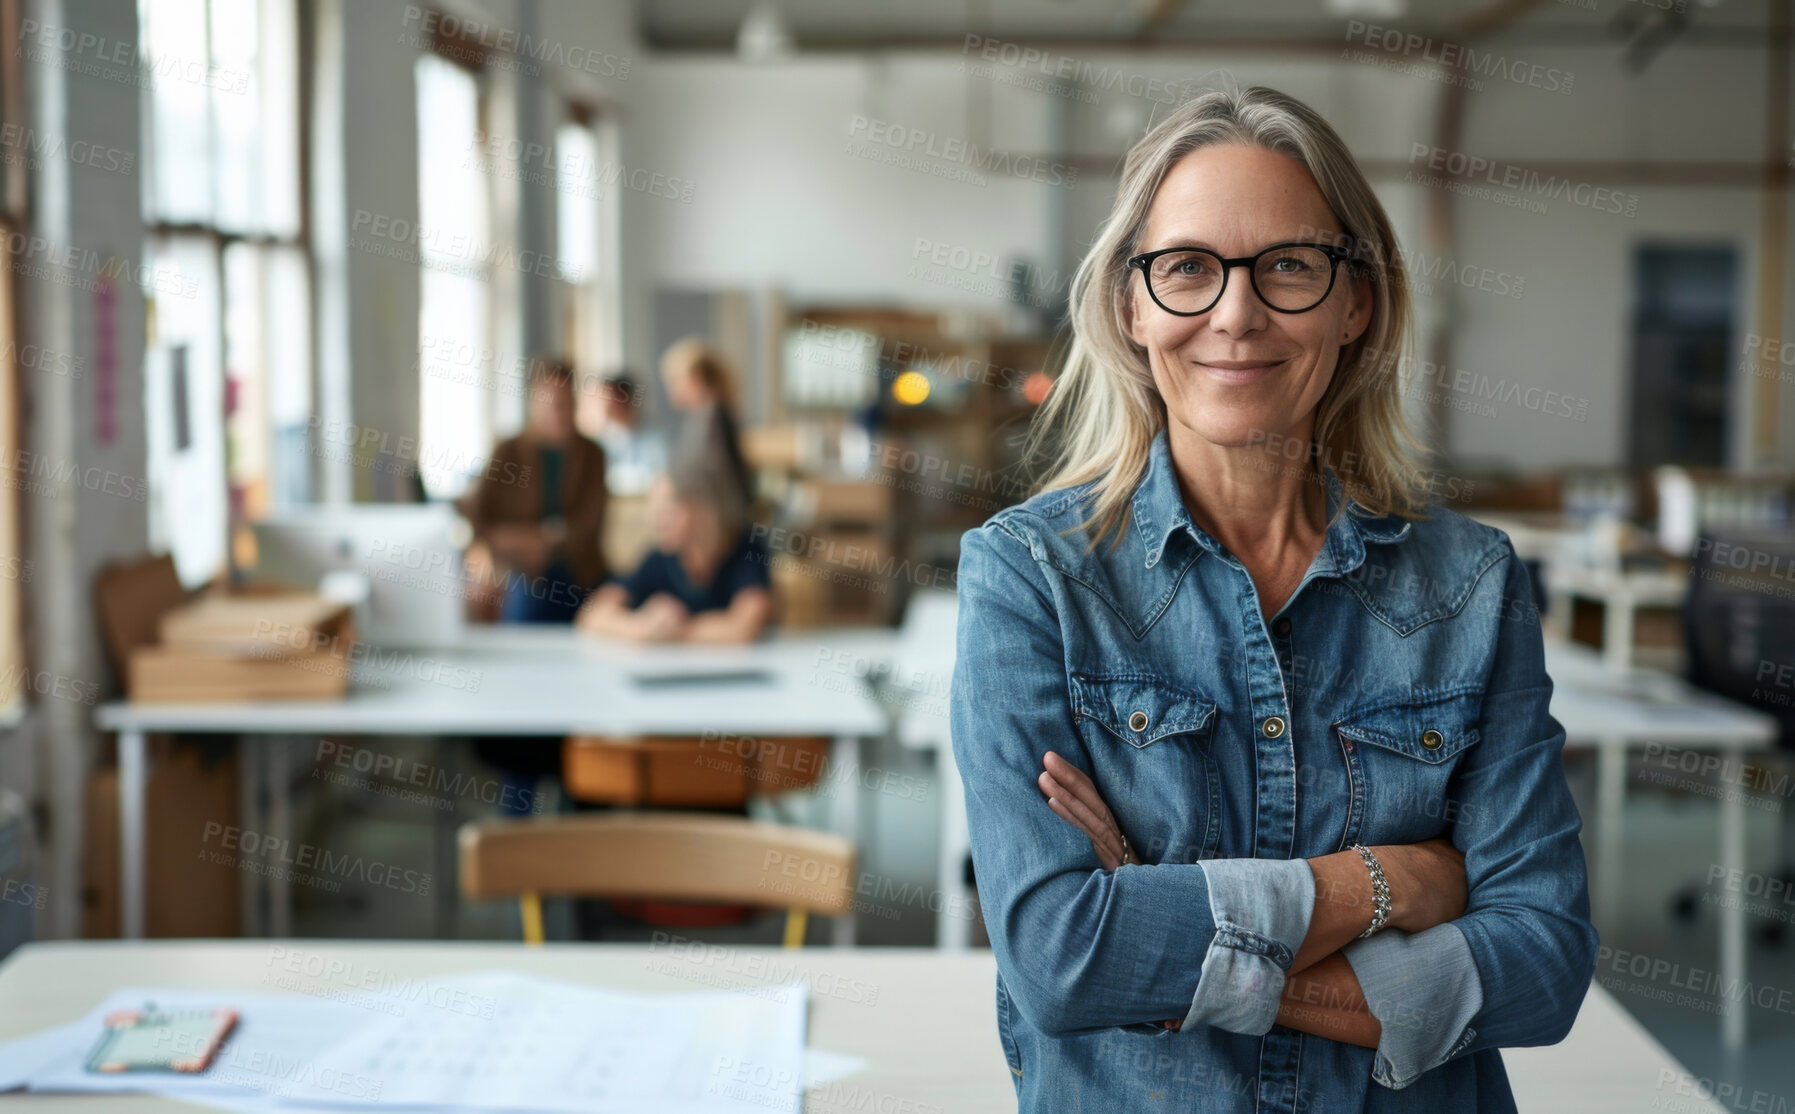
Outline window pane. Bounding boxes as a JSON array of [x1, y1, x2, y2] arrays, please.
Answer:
[[141, 0, 213, 224], [556, 121, 597, 280], [417, 55, 492, 500], [417, 55, 488, 263], [418, 269, 490, 498], [143, 235, 227, 588], [222, 242, 310, 517]]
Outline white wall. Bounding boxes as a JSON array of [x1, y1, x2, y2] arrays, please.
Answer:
[[616, 36, 1795, 472]]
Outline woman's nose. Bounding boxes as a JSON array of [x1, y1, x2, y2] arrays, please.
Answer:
[[1203, 268, 1271, 337]]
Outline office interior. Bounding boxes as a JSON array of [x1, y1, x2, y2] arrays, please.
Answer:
[[0, 0, 1791, 1108]]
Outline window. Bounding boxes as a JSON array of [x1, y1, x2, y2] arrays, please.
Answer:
[[557, 106, 623, 437], [139, 0, 304, 585], [416, 52, 494, 499]]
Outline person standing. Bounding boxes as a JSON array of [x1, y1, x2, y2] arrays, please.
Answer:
[[462, 355, 608, 623], [660, 338, 752, 515]]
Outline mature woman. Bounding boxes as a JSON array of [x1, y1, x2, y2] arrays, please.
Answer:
[[950, 86, 1596, 1113]]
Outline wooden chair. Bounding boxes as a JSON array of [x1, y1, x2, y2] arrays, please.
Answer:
[[561, 735, 832, 808], [458, 811, 856, 948]]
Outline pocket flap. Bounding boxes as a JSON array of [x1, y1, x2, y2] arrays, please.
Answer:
[[1334, 687, 1483, 764], [1070, 672, 1218, 749]]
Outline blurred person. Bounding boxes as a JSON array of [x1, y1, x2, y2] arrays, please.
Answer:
[[594, 371, 668, 495], [575, 458, 771, 644], [952, 85, 1595, 1112], [660, 338, 753, 514], [462, 355, 608, 624]]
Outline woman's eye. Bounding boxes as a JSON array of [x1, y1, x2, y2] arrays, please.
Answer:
[[1173, 260, 1205, 276]]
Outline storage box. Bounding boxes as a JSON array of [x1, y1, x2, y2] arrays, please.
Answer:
[[129, 594, 357, 703], [94, 557, 358, 704], [82, 739, 241, 938]]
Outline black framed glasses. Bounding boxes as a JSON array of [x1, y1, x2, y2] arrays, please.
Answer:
[[1127, 241, 1356, 316]]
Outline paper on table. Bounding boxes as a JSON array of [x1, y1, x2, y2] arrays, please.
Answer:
[[161, 1044, 865, 1114], [0, 1020, 89, 1091], [280, 969, 808, 1114], [25, 988, 378, 1099]]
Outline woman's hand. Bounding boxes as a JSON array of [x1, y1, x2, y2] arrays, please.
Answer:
[[1037, 751, 1139, 870], [1375, 838, 1468, 933]]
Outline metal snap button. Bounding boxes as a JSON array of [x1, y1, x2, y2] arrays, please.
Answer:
[[1273, 617, 1292, 637], [1262, 716, 1286, 738], [1129, 710, 1149, 732], [1421, 729, 1444, 750]]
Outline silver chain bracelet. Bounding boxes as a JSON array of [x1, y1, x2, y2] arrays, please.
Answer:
[[1351, 844, 1391, 938]]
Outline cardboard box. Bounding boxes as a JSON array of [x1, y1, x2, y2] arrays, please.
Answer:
[[95, 555, 357, 704], [129, 594, 357, 703], [83, 739, 241, 938]]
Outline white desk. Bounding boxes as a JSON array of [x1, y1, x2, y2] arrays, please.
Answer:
[[1546, 637, 1780, 1052], [0, 941, 1723, 1112], [1543, 561, 1689, 671], [94, 627, 892, 945]]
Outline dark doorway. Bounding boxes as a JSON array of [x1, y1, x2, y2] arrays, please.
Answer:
[[1627, 243, 1738, 469]]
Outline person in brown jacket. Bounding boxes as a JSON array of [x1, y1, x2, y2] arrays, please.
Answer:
[[461, 356, 608, 623]]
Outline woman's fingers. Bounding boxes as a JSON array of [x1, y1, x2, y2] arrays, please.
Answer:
[[1043, 751, 1100, 800], [1043, 752, 1116, 822], [1047, 797, 1121, 870], [1039, 752, 1133, 870], [1039, 772, 1120, 850]]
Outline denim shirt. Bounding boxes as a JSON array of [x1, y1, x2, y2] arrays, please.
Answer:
[[950, 430, 1598, 1113]]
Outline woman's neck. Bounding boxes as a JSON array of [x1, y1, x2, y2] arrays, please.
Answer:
[[1167, 422, 1328, 561]]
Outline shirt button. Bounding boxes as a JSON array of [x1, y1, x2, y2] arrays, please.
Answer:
[[1129, 711, 1149, 732], [1421, 729, 1444, 750], [1273, 617, 1292, 637], [1262, 716, 1286, 738]]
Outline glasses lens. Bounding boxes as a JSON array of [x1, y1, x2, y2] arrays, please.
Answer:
[[1254, 246, 1335, 311], [1145, 250, 1223, 314]]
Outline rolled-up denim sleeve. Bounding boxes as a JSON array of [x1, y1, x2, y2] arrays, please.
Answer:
[[1343, 923, 1483, 1089], [1184, 859, 1315, 1034]]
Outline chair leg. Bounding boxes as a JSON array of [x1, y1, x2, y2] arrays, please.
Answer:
[[782, 908, 808, 949], [521, 892, 546, 945]]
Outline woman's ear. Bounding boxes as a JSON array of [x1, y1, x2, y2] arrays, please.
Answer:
[[1122, 278, 1149, 348]]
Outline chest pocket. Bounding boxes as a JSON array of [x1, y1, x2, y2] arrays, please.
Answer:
[[1069, 672, 1219, 865], [1333, 686, 1483, 846]]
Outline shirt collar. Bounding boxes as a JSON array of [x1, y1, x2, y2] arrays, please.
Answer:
[[1131, 428, 1412, 572]]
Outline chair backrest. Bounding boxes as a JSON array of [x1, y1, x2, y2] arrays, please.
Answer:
[[458, 811, 857, 917]]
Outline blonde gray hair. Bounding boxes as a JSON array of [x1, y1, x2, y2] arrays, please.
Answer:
[[1029, 84, 1432, 547]]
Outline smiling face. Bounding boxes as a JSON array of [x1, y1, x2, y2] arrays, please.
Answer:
[[1125, 143, 1372, 455]]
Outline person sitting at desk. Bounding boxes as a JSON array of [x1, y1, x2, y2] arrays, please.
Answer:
[[574, 459, 772, 644], [462, 355, 608, 624]]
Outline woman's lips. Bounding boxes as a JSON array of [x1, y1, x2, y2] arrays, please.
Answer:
[[1196, 359, 1284, 385]]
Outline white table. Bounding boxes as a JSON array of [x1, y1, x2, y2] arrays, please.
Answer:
[[0, 940, 1724, 1112], [1543, 561, 1690, 670], [94, 627, 892, 946], [1546, 637, 1780, 1052]]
